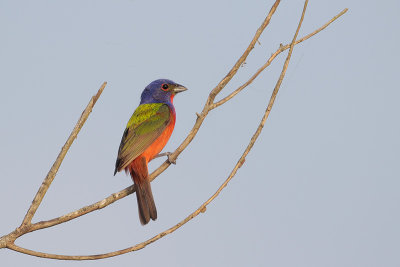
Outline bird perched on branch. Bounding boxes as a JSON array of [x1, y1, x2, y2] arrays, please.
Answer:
[[114, 79, 187, 225]]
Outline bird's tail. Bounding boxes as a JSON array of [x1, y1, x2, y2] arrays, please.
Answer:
[[128, 157, 157, 225], [134, 177, 157, 225]]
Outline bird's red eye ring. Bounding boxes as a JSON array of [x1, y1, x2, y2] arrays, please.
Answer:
[[161, 84, 169, 91]]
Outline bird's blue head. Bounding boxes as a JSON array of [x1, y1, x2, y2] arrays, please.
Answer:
[[140, 79, 187, 105]]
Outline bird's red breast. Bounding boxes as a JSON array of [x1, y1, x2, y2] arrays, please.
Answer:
[[139, 106, 176, 164]]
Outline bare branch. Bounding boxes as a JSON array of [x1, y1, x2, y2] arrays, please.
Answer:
[[0, 5, 347, 250], [204, 0, 281, 106], [6, 0, 309, 260], [21, 82, 107, 227], [0, 82, 107, 249], [212, 7, 348, 109], [1, 0, 283, 255], [0, 1, 349, 260], [2, 0, 283, 238], [29, 186, 134, 232]]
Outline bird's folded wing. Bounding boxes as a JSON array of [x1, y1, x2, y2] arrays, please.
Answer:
[[115, 103, 171, 172]]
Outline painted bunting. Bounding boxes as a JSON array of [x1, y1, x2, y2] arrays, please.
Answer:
[[114, 79, 187, 225]]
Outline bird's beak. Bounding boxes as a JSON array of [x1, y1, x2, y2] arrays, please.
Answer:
[[173, 84, 188, 94]]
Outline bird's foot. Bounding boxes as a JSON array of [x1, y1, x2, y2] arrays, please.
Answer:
[[154, 152, 176, 165], [167, 153, 176, 165]]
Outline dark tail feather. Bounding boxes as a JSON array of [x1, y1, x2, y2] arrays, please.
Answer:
[[134, 178, 157, 225], [128, 157, 157, 225]]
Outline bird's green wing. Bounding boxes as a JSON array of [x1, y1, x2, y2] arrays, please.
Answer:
[[115, 103, 171, 173]]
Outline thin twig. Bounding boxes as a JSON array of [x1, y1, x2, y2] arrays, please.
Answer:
[[212, 8, 348, 109], [6, 0, 308, 260], [204, 0, 281, 107], [0, 82, 107, 248], [20, 82, 107, 227], [29, 186, 134, 232]]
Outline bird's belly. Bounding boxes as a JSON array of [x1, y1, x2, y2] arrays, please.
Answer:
[[141, 120, 175, 162]]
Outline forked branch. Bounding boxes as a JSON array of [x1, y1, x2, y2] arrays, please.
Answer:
[[18, 6, 347, 236], [0, 0, 347, 260]]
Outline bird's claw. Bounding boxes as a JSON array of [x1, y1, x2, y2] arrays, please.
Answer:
[[167, 153, 176, 165], [154, 152, 176, 164]]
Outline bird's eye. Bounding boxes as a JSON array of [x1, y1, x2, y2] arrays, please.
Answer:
[[161, 84, 169, 91]]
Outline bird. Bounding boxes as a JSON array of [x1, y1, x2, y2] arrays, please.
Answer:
[[114, 79, 187, 225]]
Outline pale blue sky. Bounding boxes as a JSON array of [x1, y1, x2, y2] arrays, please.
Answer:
[[1, 1, 399, 266]]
